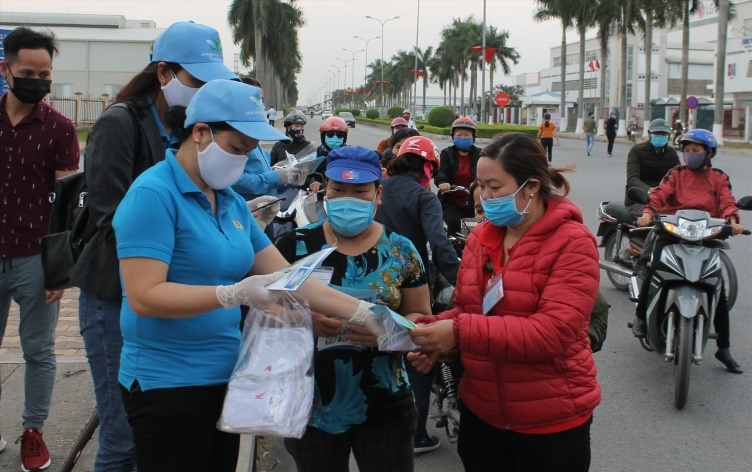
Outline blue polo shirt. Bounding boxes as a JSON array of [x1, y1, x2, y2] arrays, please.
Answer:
[[113, 150, 270, 391]]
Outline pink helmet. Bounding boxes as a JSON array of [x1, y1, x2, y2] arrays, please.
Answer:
[[390, 117, 408, 128]]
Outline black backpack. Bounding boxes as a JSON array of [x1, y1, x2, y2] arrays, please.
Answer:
[[41, 103, 141, 291]]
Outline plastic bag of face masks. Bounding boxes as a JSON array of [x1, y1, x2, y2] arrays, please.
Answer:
[[218, 292, 314, 438]]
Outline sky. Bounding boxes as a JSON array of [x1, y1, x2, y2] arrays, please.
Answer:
[[4, 0, 565, 105]]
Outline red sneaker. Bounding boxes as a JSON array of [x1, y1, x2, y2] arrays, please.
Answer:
[[15, 429, 51, 471]]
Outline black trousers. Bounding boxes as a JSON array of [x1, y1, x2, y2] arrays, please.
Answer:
[[284, 405, 416, 472], [457, 403, 592, 472], [404, 355, 435, 439], [441, 200, 475, 238], [606, 132, 616, 154], [120, 382, 239, 472], [539, 137, 554, 162]]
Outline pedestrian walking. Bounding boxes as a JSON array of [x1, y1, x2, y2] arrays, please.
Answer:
[[537, 113, 559, 163], [605, 112, 618, 156], [267, 105, 277, 126], [583, 112, 596, 156], [0, 26, 80, 472]]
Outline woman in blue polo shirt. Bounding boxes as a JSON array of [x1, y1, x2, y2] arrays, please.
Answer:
[[112, 80, 387, 472]]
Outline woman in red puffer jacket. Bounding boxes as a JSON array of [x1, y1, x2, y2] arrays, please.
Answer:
[[409, 132, 601, 472]]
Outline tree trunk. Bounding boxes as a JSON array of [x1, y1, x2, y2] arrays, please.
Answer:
[[620, 25, 628, 134], [680, 0, 689, 126], [599, 41, 608, 134], [489, 64, 495, 123], [644, 10, 653, 130], [578, 25, 586, 119], [422, 74, 427, 117], [713, 0, 729, 144], [460, 61, 466, 116], [560, 22, 567, 131]]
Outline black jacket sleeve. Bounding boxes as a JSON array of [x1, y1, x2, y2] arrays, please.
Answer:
[[420, 192, 459, 285], [434, 147, 452, 187]]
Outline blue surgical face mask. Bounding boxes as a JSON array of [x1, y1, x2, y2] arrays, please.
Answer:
[[650, 135, 669, 148], [453, 136, 474, 151], [325, 136, 344, 149], [480, 179, 531, 227], [325, 196, 376, 237]]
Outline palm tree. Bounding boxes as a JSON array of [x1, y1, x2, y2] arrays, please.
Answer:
[[713, 0, 730, 143], [484, 26, 519, 122], [534, 0, 575, 130], [439, 17, 478, 115], [228, 0, 305, 110], [414, 46, 435, 116], [571, 2, 598, 127], [617, 0, 644, 133]]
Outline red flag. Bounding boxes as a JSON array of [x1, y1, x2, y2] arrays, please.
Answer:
[[366, 87, 371, 93], [484, 47, 497, 64], [588, 60, 594, 71], [471, 45, 483, 53], [595, 59, 601, 70]]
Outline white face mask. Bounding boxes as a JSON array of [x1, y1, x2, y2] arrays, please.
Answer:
[[197, 130, 248, 190], [161, 72, 200, 107]]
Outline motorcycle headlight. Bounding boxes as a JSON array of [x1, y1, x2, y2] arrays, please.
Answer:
[[662, 218, 722, 241]]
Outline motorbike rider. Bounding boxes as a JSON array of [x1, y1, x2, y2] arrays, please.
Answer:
[[376, 117, 408, 153], [269, 113, 311, 166], [631, 129, 745, 374], [434, 117, 482, 236], [624, 118, 680, 220], [308, 116, 349, 192], [402, 109, 417, 130], [381, 128, 420, 178], [374, 135, 460, 454], [672, 119, 684, 146]]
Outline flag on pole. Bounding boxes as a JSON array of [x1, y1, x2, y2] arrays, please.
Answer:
[[595, 59, 601, 70], [588, 60, 595, 71]]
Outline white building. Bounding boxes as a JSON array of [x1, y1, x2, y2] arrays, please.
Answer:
[[0, 12, 163, 99], [512, 0, 751, 141]]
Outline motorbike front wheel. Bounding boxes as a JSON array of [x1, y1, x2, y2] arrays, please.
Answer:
[[604, 234, 631, 291], [719, 250, 738, 311], [673, 314, 694, 409]]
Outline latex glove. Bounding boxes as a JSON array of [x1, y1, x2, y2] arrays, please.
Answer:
[[216, 272, 284, 309], [290, 169, 307, 187], [275, 167, 301, 185], [247, 196, 280, 230], [348, 300, 387, 342]]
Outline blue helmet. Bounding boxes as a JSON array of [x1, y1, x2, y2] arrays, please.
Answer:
[[680, 128, 717, 158]]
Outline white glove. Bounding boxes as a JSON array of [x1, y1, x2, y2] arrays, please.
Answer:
[[275, 167, 301, 185], [216, 272, 285, 309], [247, 196, 280, 230], [349, 300, 387, 342], [290, 169, 307, 187]]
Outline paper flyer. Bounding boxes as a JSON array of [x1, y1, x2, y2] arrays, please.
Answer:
[[266, 247, 337, 291]]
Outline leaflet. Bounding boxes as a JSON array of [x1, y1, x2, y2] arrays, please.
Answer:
[[272, 148, 325, 179], [266, 247, 337, 291]]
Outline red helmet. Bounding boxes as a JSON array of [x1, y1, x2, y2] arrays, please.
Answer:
[[319, 116, 349, 134], [390, 117, 408, 128], [397, 136, 439, 164], [452, 117, 477, 136]]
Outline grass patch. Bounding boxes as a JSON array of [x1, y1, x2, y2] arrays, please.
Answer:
[[76, 129, 89, 143], [723, 141, 752, 149], [356, 117, 538, 138]]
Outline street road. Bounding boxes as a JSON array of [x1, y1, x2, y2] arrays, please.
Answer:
[[302, 116, 752, 472]]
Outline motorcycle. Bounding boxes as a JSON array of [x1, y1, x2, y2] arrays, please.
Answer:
[[625, 188, 751, 409], [596, 199, 740, 311]]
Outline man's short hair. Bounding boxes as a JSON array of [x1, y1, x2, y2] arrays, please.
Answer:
[[241, 77, 261, 88], [2, 27, 58, 64]]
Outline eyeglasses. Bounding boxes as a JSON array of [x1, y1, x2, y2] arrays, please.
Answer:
[[325, 132, 346, 139]]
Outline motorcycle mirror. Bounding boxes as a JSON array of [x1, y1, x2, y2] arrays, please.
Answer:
[[737, 196, 752, 211], [627, 187, 650, 204]]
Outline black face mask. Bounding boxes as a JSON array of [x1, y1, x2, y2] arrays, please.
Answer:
[[8, 72, 51, 104], [289, 129, 304, 141]]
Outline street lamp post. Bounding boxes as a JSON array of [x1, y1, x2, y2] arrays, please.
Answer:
[[343, 48, 364, 109], [354, 35, 380, 110], [481, 0, 487, 124], [412, 0, 420, 118], [336, 58, 347, 109], [330, 64, 344, 108], [366, 15, 399, 113]]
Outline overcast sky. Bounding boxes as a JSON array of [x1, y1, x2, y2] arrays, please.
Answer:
[[6, 0, 565, 105]]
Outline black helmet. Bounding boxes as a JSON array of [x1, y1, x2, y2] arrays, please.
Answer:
[[283, 113, 307, 127]]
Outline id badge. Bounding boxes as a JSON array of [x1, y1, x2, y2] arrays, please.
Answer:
[[482, 275, 504, 315]]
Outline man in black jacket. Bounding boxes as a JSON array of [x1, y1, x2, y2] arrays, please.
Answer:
[[270, 113, 312, 166], [623, 118, 680, 219]]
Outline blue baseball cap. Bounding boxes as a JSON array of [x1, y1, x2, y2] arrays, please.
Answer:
[[152, 21, 238, 82], [325, 146, 382, 184], [185, 80, 289, 141]]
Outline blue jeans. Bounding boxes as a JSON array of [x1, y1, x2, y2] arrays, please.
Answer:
[[586, 133, 595, 153], [0, 254, 58, 430], [79, 289, 137, 472]]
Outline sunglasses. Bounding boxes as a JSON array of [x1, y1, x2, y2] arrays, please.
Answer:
[[325, 132, 346, 139]]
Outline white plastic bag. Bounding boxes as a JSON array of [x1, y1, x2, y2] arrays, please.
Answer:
[[218, 292, 314, 438]]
